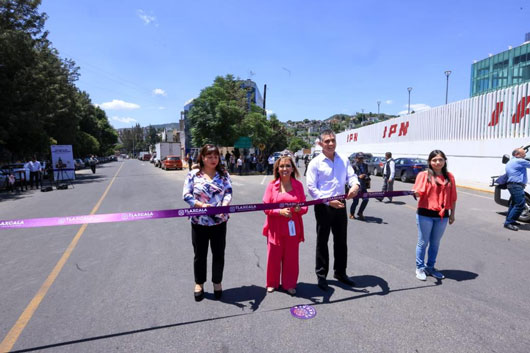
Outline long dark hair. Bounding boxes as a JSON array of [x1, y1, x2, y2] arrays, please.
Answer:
[[198, 144, 226, 175], [426, 150, 450, 185]]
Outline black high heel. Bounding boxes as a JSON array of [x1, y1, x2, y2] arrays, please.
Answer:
[[194, 285, 204, 302], [213, 283, 222, 299]]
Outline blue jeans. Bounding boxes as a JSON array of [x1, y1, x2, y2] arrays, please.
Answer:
[[416, 214, 448, 270], [505, 184, 526, 225]]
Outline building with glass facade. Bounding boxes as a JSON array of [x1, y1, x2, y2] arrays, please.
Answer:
[[471, 34, 530, 97]]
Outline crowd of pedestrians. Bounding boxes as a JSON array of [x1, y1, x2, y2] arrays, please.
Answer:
[[182, 129, 462, 302]]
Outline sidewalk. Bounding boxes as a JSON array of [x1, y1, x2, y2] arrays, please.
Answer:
[[456, 178, 494, 193]]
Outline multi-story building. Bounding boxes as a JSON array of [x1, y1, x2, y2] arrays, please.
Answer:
[[471, 32, 530, 97], [240, 79, 264, 109], [179, 99, 194, 153]]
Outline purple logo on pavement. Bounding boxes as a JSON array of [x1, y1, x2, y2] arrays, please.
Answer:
[[290, 305, 316, 319]]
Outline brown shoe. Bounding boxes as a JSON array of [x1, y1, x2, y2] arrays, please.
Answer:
[[349, 214, 355, 220]]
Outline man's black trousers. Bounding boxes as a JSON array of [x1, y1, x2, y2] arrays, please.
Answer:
[[314, 203, 348, 279]]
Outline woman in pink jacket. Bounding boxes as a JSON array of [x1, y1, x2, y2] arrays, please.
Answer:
[[262, 152, 308, 296]]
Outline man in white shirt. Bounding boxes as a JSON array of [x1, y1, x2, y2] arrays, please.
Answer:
[[267, 155, 275, 175], [306, 130, 360, 290], [377, 152, 395, 202], [28, 156, 42, 189], [237, 156, 243, 175]]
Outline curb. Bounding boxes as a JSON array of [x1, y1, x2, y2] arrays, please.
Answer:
[[456, 184, 494, 194]]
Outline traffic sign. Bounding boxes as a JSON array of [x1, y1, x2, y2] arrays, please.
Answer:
[[234, 137, 252, 149]]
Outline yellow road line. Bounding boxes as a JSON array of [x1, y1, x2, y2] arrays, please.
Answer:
[[456, 184, 493, 194], [0, 162, 124, 353], [404, 204, 417, 211]]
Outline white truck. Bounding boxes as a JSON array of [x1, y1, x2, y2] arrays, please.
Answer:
[[154, 142, 181, 168]]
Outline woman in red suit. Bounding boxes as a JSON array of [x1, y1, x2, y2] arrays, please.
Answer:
[[262, 152, 308, 296]]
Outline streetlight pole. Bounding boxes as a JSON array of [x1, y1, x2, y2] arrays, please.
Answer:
[[407, 87, 412, 114], [377, 101, 381, 116], [444, 70, 452, 104]]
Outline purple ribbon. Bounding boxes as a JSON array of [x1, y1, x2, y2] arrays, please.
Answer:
[[0, 191, 414, 230]]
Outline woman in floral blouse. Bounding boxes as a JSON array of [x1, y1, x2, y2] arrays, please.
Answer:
[[183, 145, 232, 301]]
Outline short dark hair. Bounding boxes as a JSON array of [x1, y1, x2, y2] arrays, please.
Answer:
[[319, 129, 335, 142], [385, 152, 392, 158]]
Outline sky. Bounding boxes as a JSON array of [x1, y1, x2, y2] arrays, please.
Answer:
[[39, 0, 529, 128]]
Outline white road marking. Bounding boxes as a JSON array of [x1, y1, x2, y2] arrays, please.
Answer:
[[261, 176, 268, 185]]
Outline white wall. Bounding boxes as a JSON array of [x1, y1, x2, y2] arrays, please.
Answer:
[[335, 82, 530, 188]]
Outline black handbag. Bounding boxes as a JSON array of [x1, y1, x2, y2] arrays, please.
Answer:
[[365, 177, 371, 189]]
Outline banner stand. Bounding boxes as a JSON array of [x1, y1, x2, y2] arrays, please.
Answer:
[[55, 168, 74, 189]]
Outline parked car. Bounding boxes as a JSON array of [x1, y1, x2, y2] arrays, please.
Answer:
[[271, 151, 282, 162], [0, 163, 29, 186], [161, 155, 183, 170], [394, 158, 428, 182], [367, 156, 385, 176], [347, 152, 373, 165], [74, 159, 84, 170]]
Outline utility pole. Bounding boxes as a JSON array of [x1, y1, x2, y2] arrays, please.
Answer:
[[445, 70, 452, 104], [407, 87, 412, 114], [263, 84, 267, 115]]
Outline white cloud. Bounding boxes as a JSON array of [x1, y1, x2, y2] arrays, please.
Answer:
[[137, 9, 156, 25], [266, 109, 274, 116], [153, 88, 166, 96], [398, 103, 431, 116], [111, 116, 137, 124], [385, 100, 393, 104], [158, 106, 166, 110], [99, 99, 140, 110], [410, 103, 431, 112]]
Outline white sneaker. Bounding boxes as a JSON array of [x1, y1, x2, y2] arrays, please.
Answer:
[[416, 268, 427, 281]]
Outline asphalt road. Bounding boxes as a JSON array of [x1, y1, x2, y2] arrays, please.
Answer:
[[1, 159, 529, 353]]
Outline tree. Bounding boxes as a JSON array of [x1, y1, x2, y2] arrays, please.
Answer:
[[236, 104, 274, 148], [188, 75, 247, 147], [287, 137, 310, 153], [188, 75, 293, 153], [147, 125, 160, 145], [75, 131, 100, 157], [0, 0, 116, 161], [265, 114, 288, 153], [76, 91, 117, 155]]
